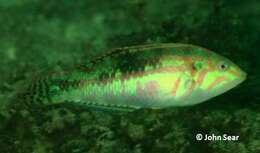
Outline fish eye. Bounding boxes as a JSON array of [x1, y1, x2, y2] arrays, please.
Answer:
[[218, 62, 229, 71]]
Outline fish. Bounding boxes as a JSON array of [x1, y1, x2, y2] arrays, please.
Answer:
[[19, 43, 247, 111]]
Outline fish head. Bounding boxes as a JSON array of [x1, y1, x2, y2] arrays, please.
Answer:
[[190, 47, 247, 103]]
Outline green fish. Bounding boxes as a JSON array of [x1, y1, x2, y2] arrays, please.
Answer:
[[20, 43, 247, 111]]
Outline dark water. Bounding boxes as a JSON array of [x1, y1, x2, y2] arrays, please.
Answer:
[[0, 0, 259, 153]]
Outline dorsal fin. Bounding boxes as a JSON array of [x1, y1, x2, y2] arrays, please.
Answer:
[[78, 43, 195, 71], [90, 43, 195, 63]]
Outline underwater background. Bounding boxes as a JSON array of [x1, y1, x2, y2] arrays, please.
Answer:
[[0, 0, 259, 153]]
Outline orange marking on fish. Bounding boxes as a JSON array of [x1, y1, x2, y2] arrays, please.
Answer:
[[195, 56, 203, 61], [183, 56, 196, 77], [172, 77, 181, 96], [203, 48, 214, 69], [197, 69, 209, 86], [144, 81, 159, 97], [207, 57, 213, 69], [136, 81, 159, 98], [183, 80, 196, 98], [207, 76, 226, 91], [228, 69, 241, 78]]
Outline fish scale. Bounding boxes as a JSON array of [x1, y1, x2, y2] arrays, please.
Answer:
[[18, 43, 247, 111]]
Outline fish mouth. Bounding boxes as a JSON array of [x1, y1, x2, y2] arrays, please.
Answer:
[[211, 73, 247, 97], [237, 68, 247, 82], [236, 71, 247, 86]]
